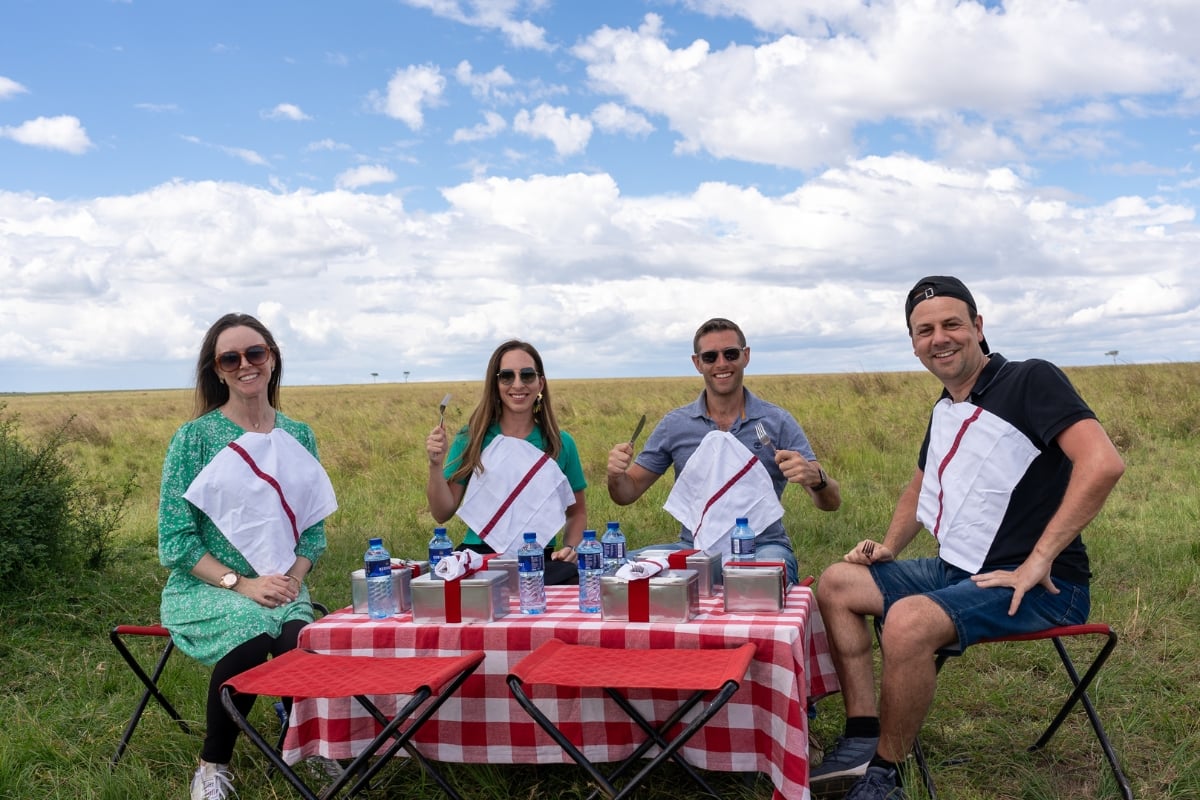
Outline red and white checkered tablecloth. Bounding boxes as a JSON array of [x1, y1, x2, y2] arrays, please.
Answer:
[[283, 584, 840, 800]]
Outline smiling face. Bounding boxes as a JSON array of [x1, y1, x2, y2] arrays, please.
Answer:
[[213, 325, 275, 402], [908, 295, 987, 398], [692, 329, 748, 399], [495, 347, 544, 418]]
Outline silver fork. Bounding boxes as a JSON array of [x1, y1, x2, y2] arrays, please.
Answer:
[[754, 422, 774, 453]]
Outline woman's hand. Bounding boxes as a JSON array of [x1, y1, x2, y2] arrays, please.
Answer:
[[240, 573, 300, 608], [550, 544, 578, 564], [426, 425, 448, 467]]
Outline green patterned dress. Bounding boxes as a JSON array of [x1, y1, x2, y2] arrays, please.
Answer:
[[158, 409, 328, 666]]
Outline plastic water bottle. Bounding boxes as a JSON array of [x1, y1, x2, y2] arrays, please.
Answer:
[[517, 532, 546, 615], [576, 529, 603, 613], [364, 537, 395, 618], [731, 517, 756, 561], [428, 526, 453, 579], [601, 520, 627, 574]]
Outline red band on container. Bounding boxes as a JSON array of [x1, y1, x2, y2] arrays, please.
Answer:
[[668, 549, 699, 569], [628, 577, 651, 622], [444, 576, 464, 623]]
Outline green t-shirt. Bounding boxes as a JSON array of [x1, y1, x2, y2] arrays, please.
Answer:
[[443, 422, 587, 546]]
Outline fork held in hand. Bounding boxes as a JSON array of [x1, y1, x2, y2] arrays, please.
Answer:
[[862, 541, 875, 559]]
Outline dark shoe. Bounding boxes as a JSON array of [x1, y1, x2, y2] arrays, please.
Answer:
[[844, 765, 907, 800], [809, 735, 878, 792]]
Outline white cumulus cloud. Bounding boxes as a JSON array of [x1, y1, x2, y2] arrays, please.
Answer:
[[0, 115, 92, 154], [513, 104, 593, 156], [371, 64, 446, 130]]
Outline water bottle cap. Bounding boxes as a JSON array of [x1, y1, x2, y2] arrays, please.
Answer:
[[606, 521, 619, 529], [735, 517, 748, 525], [368, 537, 383, 546], [583, 529, 596, 539], [523, 531, 537, 541], [434, 527, 446, 536]]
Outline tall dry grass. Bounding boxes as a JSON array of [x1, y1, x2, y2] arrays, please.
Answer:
[[1, 362, 1197, 799]]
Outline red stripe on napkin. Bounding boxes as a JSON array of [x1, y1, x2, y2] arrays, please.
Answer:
[[932, 407, 983, 539], [227, 441, 300, 543], [478, 452, 553, 540], [692, 455, 758, 540]]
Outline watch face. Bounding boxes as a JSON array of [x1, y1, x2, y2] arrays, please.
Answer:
[[221, 572, 237, 588]]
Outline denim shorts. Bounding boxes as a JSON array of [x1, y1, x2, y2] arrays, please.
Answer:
[[869, 557, 1090, 653], [629, 541, 799, 586]]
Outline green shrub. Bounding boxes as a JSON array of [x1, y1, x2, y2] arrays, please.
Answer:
[[0, 407, 133, 591]]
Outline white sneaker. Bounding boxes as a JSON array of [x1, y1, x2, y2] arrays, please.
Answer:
[[189, 761, 235, 800]]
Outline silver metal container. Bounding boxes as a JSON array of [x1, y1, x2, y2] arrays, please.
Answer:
[[600, 569, 699, 622], [350, 566, 413, 614], [639, 549, 722, 597], [722, 562, 786, 613], [410, 570, 511, 623]]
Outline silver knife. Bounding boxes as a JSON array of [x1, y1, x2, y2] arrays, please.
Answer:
[[629, 413, 647, 446], [439, 394, 452, 427]]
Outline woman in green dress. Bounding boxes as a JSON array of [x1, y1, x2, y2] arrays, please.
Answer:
[[425, 339, 586, 585], [158, 313, 330, 800]]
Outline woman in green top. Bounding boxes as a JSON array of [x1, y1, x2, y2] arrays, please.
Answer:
[[425, 339, 587, 585], [158, 313, 329, 800]]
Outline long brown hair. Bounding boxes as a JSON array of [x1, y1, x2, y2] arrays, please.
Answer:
[[449, 339, 563, 484], [192, 313, 283, 418]]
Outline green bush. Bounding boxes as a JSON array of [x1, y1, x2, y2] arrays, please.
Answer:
[[0, 407, 132, 591]]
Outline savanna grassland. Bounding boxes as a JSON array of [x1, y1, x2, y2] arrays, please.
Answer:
[[1, 363, 1198, 800]]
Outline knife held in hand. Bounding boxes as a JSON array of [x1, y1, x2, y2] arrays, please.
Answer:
[[629, 413, 647, 447]]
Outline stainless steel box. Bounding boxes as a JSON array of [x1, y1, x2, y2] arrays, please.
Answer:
[[722, 562, 787, 613], [600, 569, 699, 622], [639, 549, 722, 597], [486, 557, 520, 594], [350, 566, 413, 614], [411, 570, 511, 623]]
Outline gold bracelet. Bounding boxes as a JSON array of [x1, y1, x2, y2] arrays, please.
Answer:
[[285, 574, 301, 586]]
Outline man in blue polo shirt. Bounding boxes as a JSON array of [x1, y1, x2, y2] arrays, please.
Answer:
[[810, 277, 1126, 800], [606, 317, 842, 584]]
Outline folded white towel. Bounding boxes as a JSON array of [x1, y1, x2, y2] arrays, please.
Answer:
[[456, 435, 573, 556], [433, 549, 485, 580], [613, 557, 671, 581], [184, 429, 337, 576], [662, 430, 783, 559]]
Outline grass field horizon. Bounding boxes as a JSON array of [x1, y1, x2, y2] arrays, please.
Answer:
[[2, 363, 1198, 799]]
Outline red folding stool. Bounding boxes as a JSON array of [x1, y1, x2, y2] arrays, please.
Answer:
[[108, 623, 191, 765], [220, 647, 485, 800], [906, 622, 1133, 800], [108, 602, 328, 766], [507, 638, 757, 800]]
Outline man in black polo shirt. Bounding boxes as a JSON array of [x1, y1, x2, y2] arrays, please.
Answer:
[[810, 276, 1125, 800]]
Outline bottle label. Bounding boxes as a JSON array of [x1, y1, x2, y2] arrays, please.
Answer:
[[731, 538, 756, 556], [602, 541, 626, 560], [518, 553, 544, 572], [579, 550, 603, 570], [365, 557, 391, 578]]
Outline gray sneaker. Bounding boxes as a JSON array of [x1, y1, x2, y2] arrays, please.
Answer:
[[809, 735, 878, 792], [845, 765, 907, 800]]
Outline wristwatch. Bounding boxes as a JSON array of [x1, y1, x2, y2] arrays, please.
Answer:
[[812, 468, 828, 492], [219, 571, 240, 589]]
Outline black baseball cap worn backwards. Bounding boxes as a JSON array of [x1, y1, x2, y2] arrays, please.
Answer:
[[904, 275, 990, 354]]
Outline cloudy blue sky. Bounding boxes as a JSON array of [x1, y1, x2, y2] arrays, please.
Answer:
[[2, 0, 1198, 393]]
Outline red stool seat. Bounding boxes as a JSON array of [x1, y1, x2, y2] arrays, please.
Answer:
[[507, 638, 756, 799], [221, 647, 485, 800]]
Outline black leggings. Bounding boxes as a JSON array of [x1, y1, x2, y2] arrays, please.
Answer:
[[456, 542, 578, 586], [201, 620, 306, 764]]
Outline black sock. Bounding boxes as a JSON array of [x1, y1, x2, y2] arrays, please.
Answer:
[[868, 755, 903, 783], [844, 716, 881, 739]]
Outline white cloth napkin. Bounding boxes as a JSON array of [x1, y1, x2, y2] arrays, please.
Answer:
[[456, 435, 573, 556], [183, 429, 337, 576], [613, 556, 671, 581], [433, 549, 485, 580], [663, 430, 784, 559]]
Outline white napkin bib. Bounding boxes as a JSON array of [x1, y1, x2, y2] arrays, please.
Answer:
[[456, 435, 573, 556], [663, 430, 784, 559], [184, 429, 337, 576]]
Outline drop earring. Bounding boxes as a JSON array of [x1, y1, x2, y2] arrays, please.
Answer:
[[534, 393, 543, 416]]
